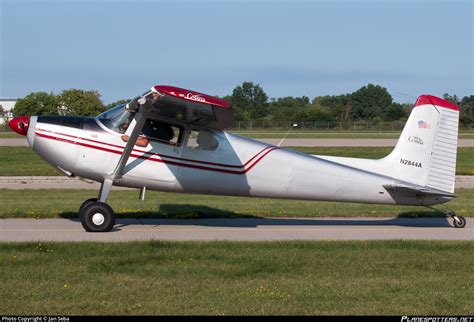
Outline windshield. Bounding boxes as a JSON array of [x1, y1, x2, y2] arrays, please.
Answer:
[[97, 104, 134, 134]]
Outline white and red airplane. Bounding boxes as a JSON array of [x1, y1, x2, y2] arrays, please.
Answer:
[[8, 85, 466, 232]]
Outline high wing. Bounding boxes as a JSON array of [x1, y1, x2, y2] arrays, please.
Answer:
[[127, 85, 235, 130]]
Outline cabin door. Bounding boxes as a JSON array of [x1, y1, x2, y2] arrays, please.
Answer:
[[121, 118, 185, 183]]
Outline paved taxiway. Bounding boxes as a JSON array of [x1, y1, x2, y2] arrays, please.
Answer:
[[0, 217, 472, 241], [2, 138, 474, 147]]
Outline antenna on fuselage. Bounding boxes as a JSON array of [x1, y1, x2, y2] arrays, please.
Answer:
[[277, 123, 298, 147]]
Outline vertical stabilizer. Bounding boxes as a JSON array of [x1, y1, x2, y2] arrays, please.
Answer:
[[384, 95, 460, 193]]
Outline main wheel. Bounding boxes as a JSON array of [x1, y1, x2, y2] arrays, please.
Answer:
[[80, 202, 116, 232], [79, 198, 98, 216], [453, 216, 466, 229]]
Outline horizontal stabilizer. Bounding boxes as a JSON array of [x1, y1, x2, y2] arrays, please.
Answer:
[[383, 184, 455, 197]]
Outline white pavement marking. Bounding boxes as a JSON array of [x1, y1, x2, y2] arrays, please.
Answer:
[[0, 218, 472, 242], [454, 176, 474, 189], [2, 138, 474, 147], [1, 176, 473, 189], [0, 138, 29, 146]]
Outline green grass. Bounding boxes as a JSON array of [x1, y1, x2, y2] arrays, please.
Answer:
[[0, 188, 472, 219], [1, 146, 472, 176], [0, 132, 22, 138], [229, 130, 474, 139], [0, 147, 61, 176], [0, 241, 472, 315]]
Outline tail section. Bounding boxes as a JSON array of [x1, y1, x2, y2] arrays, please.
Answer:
[[384, 95, 460, 193]]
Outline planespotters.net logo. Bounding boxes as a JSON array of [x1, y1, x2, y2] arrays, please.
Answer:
[[402, 317, 474, 322]]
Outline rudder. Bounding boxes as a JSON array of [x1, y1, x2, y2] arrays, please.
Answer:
[[383, 95, 460, 193]]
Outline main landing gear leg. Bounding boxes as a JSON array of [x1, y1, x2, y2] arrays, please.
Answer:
[[427, 206, 466, 229], [77, 97, 151, 232], [79, 178, 116, 232]]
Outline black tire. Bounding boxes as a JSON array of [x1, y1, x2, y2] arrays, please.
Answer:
[[80, 202, 115, 232], [453, 216, 466, 229], [79, 198, 98, 216]]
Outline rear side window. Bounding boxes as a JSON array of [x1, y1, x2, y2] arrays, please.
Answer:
[[187, 129, 219, 151]]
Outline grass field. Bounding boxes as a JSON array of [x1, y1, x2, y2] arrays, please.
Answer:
[[0, 188, 472, 219], [1, 241, 472, 315], [0, 147, 61, 176], [0, 132, 22, 138], [229, 130, 474, 139], [1, 146, 473, 176]]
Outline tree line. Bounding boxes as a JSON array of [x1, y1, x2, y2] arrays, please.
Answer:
[[9, 83, 474, 125]]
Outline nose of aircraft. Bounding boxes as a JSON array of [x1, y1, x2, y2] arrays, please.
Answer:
[[8, 116, 30, 136]]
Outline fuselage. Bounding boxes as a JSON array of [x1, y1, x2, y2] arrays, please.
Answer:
[[21, 114, 452, 207]]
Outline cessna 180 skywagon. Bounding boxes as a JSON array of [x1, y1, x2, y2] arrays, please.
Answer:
[[8, 85, 466, 232]]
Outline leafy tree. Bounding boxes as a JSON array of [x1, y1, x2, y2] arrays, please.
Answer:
[[314, 94, 352, 121], [459, 95, 474, 124], [459, 95, 474, 114], [292, 106, 332, 122], [106, 99, 130, 109], [13, 92, 60, 116], [269, 106, 299, 123], [383, 102, 407, 121], [442, 94, 474, 124], [443, 93, 460, 105], [351, 84, 393, 120], [59, 89, 106, 116], [234, 109, 253, 123], [270, 96, 310, 109], [268, 96, 311, 123], [231, 82, 269, 119], [0, 105, 4, 116]]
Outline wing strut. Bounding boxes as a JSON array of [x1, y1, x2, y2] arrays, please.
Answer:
[[98, 99, 151, 203]]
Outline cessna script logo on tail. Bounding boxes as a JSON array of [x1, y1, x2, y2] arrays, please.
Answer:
[[408, 136, 424, 145]]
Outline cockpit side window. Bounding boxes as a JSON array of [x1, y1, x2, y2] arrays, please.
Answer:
[[142, 119, 184, 146], [98, 105, 184, 146], [97, 104, 133, 134]]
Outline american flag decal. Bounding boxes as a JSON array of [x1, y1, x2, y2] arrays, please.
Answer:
[[418, 120, 431, 129]]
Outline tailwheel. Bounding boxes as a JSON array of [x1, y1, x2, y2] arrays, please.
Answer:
[[452, 215, 466, 229], [445, 210, 466, 229], [426, 207, 467, 229], [79, 202, 116, 232]]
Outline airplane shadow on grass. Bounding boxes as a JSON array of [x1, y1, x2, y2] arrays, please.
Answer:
[[60, 204, 454, 230]]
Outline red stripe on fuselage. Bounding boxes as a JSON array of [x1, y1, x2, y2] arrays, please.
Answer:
[[35, 128, 273, 168], [35, 131, 278, 174]]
